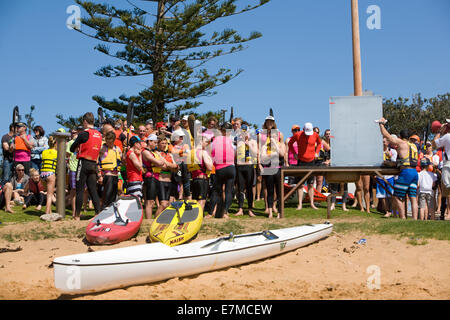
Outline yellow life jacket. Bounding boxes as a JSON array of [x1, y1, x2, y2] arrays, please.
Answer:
[[236, 141, 254, 164], [99, 146, 121, 171], [397, 142, 418, 167], [41, 149, 58, 173], [383, 148, 392, 161], [143, 150, 160, 174], [187, 148, 211, 176]]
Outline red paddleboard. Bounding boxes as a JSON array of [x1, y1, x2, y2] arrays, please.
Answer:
[[283, 183, 328, 202], [86, 195, 143, 245]]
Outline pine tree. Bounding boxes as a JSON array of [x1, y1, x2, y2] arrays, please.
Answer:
[[74, 0, 270, 123]]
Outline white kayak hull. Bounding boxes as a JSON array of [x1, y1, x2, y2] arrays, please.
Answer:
[[53, 223, 333, 294]]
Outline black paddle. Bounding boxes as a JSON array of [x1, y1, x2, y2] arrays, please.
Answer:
[[201, 230, 279, 248], [97, 107, 104, 130], [126, 101, 134, 152]]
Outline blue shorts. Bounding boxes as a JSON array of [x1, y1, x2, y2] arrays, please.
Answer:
[[376, 177, 394, 198], [394, 168, 418, 200]]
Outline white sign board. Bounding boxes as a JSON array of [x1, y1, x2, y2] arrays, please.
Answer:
[[329, 96, 383, 166]]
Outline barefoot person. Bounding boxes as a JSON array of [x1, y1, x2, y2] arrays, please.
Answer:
[[40, 136, 58, 215], [432, 119, 450, 219], [142, 134, 165, 219], [187, 134, 214, 212], [70, 112, 103, 220], [22, 168, 46, 211], [378, 118, 419, 219], [235, 124, 257, 217], [288, 122, 321, 210]]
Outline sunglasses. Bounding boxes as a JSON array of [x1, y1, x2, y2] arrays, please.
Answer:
[[292, 128, 300, 132], [16, 169, 24, 172]]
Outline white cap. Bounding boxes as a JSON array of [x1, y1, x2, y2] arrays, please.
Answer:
[[265, 115, 275, 121], [171, 129, 185, 141], [146, 134, 158, 141], [182, 115, 189, 121], [304, 122, 313, 136], [446, 119, 450, 123]]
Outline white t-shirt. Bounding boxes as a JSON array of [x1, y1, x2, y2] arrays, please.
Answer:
[[418, 170, 437, 194], [435, 133, 450, 162]]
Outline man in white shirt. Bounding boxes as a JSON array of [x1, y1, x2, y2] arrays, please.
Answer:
[[432, 119, 450, 219]]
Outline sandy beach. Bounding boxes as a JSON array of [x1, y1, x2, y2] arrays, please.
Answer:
[[0, 219, 449, 300]]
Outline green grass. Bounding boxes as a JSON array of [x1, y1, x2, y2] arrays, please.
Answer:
[[1, 199, 449, 243]]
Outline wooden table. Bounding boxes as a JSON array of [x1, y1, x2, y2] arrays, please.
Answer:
[[279, 166, 401, 219]]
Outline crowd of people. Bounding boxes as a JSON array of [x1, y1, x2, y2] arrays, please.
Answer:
[[1, 111, 449, 222]]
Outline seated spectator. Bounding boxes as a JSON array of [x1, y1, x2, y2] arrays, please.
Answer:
[[22, 168, 46, 211], [3, 164, 30, 210]]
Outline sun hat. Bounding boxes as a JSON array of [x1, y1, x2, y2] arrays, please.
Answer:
[[304, 122, 313, 136], [171, 130, 185, 141], [146, 134, 158, 141]]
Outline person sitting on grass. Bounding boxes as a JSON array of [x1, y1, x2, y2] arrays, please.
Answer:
[[3, 164, 30, 211], [22, 168, 46, 211], [40, 136, 58, 215]]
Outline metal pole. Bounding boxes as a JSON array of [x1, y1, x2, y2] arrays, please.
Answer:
[[53, 132, 71, 219], [351, 0, 363, 96]]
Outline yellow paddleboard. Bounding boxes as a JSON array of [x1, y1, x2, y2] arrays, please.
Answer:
[[149, 200, 203, 246]]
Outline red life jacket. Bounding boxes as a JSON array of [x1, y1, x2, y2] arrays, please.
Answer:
[[126, 149, 143, 182], [114, 129, 124, 152], [77, 128, 102, 161]]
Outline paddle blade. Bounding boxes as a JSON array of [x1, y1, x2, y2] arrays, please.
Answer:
[[12, 106, 20, 124], [127, 102, 134, 126], [97, 107, 104, 126]]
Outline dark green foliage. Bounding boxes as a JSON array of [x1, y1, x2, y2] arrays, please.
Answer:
[[383, 93, 450, 140], [74, 0, 270, 123]]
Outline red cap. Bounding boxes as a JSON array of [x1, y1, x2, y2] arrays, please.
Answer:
[[156, 122, 166, 129]]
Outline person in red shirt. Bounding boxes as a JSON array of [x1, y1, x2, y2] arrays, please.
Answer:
[[288, 122, 321, 210], [126, 136, 144, 199]]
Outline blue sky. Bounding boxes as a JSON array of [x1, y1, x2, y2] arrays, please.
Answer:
[[1, 0, 449, 138]]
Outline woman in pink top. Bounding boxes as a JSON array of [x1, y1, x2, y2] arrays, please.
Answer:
[[209, 122, 235, 218]]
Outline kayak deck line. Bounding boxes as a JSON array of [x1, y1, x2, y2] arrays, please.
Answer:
[[53, 224, 333, 267]]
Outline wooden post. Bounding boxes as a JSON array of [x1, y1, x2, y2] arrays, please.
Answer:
[[53, 132, 71, 219], [351, 0, 363, 96]]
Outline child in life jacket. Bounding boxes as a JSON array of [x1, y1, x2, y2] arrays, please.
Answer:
[[40, 136, 58, 215], [98, 131, 122, 209]]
